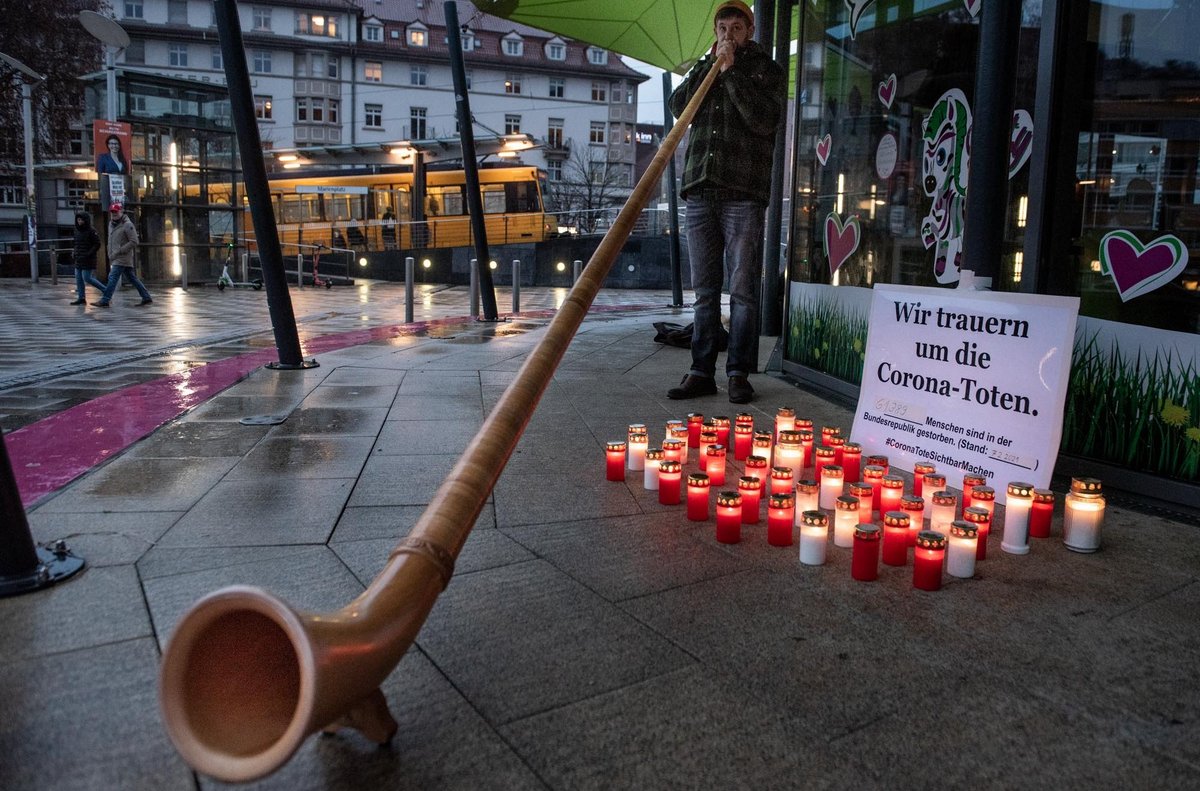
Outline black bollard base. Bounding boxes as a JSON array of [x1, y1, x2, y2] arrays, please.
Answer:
[[265, 359, 320, 371], [0, 540, 85, 599]]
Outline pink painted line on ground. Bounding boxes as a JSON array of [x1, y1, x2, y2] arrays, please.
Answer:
[[8, 304, 660, 508]]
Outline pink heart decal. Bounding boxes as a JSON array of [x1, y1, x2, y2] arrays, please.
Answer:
[[824, 212, 861, 276], [1008, 109, 1033, 177], [877, 74, 896, 109], [815, 134, 831, 166], [1099, 230, 1189, 302], [963, 0, 981, 17]]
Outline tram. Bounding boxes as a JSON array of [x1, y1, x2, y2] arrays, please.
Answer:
[[255, 164, 550, 253]]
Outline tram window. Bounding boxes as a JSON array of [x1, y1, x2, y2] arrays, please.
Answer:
[[324, 194, 364, 222], [481, 184, 506, 214], [279, 193, 321, 223], [427, 185, 463, 216], [373, 187, 407, 218], [505, 181, 541, 213]]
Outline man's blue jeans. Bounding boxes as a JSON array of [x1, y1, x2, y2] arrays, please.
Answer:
[[74, 267, 105, 300], [685, 198, 766, 380], [99, 265, 152, 303]]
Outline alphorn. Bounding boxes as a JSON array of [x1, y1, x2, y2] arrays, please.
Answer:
[[159, 60, 723, 783]]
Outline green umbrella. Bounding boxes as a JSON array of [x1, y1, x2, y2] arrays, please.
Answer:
[[470, 0, 728, 73]]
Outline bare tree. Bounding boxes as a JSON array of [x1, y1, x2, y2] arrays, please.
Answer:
[[0, 0, 104, 171], [546, 140, 627, 234]]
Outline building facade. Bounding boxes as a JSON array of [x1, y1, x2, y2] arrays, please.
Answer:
[[113, 0, 647, 203]]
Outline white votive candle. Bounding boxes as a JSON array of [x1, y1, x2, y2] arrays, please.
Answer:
[[799, 510, 829, 566], [1001, 481, 1034, 555], [946, 520, 978, 578], [834, 495, 859, 547]]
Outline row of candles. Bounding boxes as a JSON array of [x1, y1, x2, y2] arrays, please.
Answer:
[[606, 409, 1106, 589]]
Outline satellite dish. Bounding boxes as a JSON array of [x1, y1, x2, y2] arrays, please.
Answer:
[[79, 10, 131, 49]]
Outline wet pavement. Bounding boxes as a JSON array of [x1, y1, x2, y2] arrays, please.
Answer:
[[1, 276, 1198, 790]]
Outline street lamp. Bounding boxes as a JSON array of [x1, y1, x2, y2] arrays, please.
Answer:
[[0, 52, 45, 283], [79, 11, 129, 125]]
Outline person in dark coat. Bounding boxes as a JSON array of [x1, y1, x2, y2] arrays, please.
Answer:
[[71, 212, 106, 305]]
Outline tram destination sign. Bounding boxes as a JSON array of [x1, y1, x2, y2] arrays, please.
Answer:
[[296, 185, 369, 195], [851, 284, 1079, 502]]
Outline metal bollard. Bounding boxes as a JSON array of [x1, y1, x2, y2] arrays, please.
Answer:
[[180, 252, 188, 292], [297, 254, 304, 288], [573, 259, 582, 283], [240, 252, 249, 283], [405, 256, 415, 323], [511, 259, 520, 314], [469, 258, 479, 319]]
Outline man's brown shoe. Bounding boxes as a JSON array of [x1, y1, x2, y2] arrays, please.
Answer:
[[728, 376, 754, 404], [667, 374, 718, 400]]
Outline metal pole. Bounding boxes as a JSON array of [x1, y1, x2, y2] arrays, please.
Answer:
[[297, 254, 304, 288], [241, 251, 249, 282], [511, 259, 520, 314], [0, 430, 85, 598], [573, 259, 582, 283], [180, 252, 188, 291], [963, 0, 1022, 287], [760, 0, 791, 335], [469, 257, 479, 318], [21, 80, 36, 283], [105, 47, 118, 125], [405, 256, 415, 323], [444, 1, 498, 320], [214, 0, 311, 369], [662, 72, 683, 307]]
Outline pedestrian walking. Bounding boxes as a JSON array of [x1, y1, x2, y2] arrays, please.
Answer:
[[70, 212, 106, 305], [96, 202, 153, 307], [665, 0, 785, 405]]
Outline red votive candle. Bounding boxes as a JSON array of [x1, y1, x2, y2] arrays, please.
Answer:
[[715, 491, 743, 544], [971, 486, 996, 520], [606, 441, 626, 481], [698, 428, 718, 471], [767, 492, 795, 547], [745, 455, 768, 487], [866, 454, 889, 475], [851, 524, 881, 581], [775, 406, 796, 440], [687, 473, 711, 521], [733, 423, 754, 461], [814, 446, 836, 481], [828, 434, 846, 467], [862, 465, 886, 517], [849, 482, 874, 524], [880, 475, 905, 516], [821, 425, 840, 447], [712, 415, 731, 448], [964, 505, 991, 560], [900, 495, 925, 545], [913, 531, 947, 591], [882, 511, 911, 566], [738, 475, 762, 524], [752, 431, 773, 466], [686, 413, 704, 447], [795, 417, 814, 433], [913, 462, 936, 497], [706, 444, 727, 486], [663, 439, 684, 465], [1030, 488, 1055, 538], [658, 460, 682, 505], [770, 466, 794, 496], [841, 441, 862, 483], [962, 474, 987, 513], [798, 429, 814, 472]]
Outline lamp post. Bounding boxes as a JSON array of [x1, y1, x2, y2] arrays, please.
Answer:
[[0, 53, 45, 283]]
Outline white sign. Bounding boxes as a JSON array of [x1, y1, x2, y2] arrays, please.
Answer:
[[296, 185, 369, 195], [851, 284, 1080, 502]]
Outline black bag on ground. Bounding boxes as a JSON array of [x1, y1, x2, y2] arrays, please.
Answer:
[[652, 322, 728, 351]]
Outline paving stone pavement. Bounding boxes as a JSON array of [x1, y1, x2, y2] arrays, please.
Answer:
[[1, 276, 1198, 791]]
